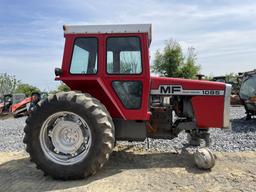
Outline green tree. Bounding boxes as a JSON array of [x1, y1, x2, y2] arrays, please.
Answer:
[[178, 47, 200, 79], [0, 73, 20, 96], [57, 82, 70, 92], [225, 73, 240, 94], [152, 40, 200, 79], [15, 83, 40, 96]]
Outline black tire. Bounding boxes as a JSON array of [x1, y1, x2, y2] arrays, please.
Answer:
[[23, 91, 115, 180]]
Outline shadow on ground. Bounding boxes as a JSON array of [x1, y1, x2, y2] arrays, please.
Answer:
[[0, 148, 208, 192]]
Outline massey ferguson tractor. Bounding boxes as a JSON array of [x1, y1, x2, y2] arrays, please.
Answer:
[[23, 24, 231, 180]]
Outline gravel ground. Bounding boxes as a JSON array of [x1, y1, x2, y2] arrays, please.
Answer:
[[0, 117, 26, 152], [0, 106, 255, 152]]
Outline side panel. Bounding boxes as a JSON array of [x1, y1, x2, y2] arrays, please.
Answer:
[[150, 77, 226, 128], [191, 96, 224, 128]]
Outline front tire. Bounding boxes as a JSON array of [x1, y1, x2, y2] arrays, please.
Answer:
[[23, 91, 115, 180]]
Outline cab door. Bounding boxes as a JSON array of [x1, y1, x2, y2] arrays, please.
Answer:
[[102, 34, 150, 120]]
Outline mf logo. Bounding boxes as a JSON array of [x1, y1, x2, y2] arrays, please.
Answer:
[[159, 85, 182, 94], [150, 84, 225, 96]]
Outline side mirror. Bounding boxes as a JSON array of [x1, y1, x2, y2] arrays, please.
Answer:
[[55, 68, 62, 76]]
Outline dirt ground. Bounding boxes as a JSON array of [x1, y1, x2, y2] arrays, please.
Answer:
[[0, 147, 255, 192]]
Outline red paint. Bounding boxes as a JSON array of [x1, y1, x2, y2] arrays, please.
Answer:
[[58, 33, 150, 120], [150, 76, 225, 90], [191, 96, 224, 128], [150, 76, 225, 128], [57, 32, 226, 128]]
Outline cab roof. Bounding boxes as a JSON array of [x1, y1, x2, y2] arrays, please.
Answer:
[[63, 24, 152, 45]]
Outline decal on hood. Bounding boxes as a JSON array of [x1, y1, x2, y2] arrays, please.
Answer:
[[151, 85, 224, 96]]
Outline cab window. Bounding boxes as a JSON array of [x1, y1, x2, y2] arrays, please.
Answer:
[[70, 38, 98, 74], [106, 37, 142, 74], [112, 81, 142, 109]]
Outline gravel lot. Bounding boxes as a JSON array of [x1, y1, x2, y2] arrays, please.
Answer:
[[0, 106, 255, 152]]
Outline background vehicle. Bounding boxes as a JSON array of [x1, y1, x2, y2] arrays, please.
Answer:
[[0, 92, 46, 118], [0, 93, 26, 116], [23, 24, 231, 180], [239, 69, 256, 120], [211, 76, 241, 105]]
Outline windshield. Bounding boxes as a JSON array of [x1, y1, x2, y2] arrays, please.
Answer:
[[240, 74, 256, 99]]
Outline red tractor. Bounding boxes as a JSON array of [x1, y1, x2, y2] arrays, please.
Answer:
[[23, 24, 231, 180], [0, 92, 44, 118], [0, 93, 27, 117]]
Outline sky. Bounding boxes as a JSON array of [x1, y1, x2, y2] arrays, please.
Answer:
[[0, 0, 256, 91]]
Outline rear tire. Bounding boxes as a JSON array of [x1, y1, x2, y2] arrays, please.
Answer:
[[23, 91, 115, 180]]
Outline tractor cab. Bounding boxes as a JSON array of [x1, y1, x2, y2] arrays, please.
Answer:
[[56, 24, 151, 120]]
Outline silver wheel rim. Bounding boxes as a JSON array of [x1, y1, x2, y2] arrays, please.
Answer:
[[39, 111, 92, 165]]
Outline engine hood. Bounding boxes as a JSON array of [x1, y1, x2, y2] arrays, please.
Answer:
[[150, 76, 231, 129]]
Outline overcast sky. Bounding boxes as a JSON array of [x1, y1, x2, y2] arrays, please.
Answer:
[[0, 0, 256, 91]]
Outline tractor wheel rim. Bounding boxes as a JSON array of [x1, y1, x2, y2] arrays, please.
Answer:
[[39, 111, 92, 165]]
